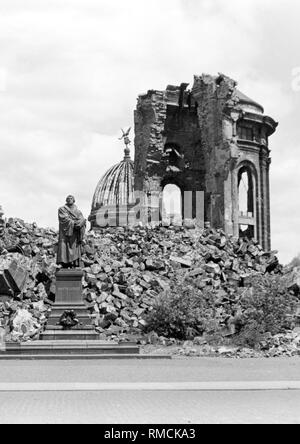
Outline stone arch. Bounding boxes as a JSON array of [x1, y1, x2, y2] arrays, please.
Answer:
[[161, 178, 184, 222], [237, 161, 258, 240]]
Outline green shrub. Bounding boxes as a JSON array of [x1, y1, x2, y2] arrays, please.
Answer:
[[144, 283, 222, 340], [233, 275, 298, 348], [144, 274, 298, 347]]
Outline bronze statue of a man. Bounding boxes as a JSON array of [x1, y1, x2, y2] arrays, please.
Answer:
[[57, 195, 86, 268]]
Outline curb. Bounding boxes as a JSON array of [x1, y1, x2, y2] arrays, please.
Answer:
[[0, 381, 299, 392]]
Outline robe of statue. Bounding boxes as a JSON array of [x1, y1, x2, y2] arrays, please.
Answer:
[[57, 204, 86, 266]]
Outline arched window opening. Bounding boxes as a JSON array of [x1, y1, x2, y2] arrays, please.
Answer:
[[238, 167, 255, 240], [162, 184, 182, 222]]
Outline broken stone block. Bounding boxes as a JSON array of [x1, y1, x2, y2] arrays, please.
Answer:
[[134, 308, 144, 317], [112, 284, 128, 301], [188, 268, 203, 278], [0, 272, 14, 297], [205, 262, 221, 275], [170, 256, 192, 268], [183, 219, 196, 230], [90, 264, 102, 275], [12, 308, 38, 341], [85, 273, 98, 286], [5, 260, 28, 295]]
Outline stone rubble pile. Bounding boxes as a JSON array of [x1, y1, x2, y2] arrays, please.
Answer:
[[0, 217, 297, 350], [0, 218, 58, 341], [141, 332, 300, 358], [80, 223, 281, 340]]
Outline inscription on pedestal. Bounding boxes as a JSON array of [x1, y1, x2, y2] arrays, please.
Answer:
[[55, 269, 83, 304]]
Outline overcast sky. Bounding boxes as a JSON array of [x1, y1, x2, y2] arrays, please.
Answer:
[[0, 0, 299, 263]]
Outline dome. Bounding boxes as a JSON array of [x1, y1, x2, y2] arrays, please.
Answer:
[[89, 147, 135, 227], [236, 90, 264, 114]]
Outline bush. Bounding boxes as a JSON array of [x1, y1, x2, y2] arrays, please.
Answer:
[[233, 275, 298, 348], [144, 283, 223, 340], [144, 274, 298, 347]]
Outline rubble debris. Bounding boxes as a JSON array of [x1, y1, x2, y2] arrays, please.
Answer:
[[283, 266, 300, 295], [78, 224, 283, 341], [0, 216, 292, 347], [141, 331, 300, 359], [0, 217, 57, 342]]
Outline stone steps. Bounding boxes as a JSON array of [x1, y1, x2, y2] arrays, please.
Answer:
[[0, 340, 140, 357], [45, 303, 93, 328], [0, 353, 171, 361], [41, 329, 99, 341], [47, 303, 90, 314]]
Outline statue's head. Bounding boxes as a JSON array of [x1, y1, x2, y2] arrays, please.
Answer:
[[66, 195, 75, 206]]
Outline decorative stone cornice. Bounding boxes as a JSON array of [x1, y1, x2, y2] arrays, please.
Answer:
[[241, 112, 278, 136]]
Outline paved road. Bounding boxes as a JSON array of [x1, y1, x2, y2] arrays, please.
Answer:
[[0, 358, 300, 424], [1, 390, 300, 424]]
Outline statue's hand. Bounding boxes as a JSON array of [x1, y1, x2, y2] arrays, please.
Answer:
[[75, 218, 85, 228]]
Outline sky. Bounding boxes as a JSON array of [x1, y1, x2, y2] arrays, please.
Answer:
[[0, 0, 299, 264]]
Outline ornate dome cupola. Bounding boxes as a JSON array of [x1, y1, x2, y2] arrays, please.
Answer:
[[89, 128, 135, 228]]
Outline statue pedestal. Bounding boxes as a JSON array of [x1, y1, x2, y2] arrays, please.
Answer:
[[42, 269, 98, 341], [55, 269, 83, 304]]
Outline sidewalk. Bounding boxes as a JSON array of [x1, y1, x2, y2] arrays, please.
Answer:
[[1, 381, 300, 392], [0, 357, 299, 384]]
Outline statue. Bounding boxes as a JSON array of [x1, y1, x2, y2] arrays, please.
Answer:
[[57, 195, 86, 268], [119, 127, 131, 148]]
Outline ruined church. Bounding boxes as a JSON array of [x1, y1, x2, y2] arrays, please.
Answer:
[[89, 74, 278, 251]]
